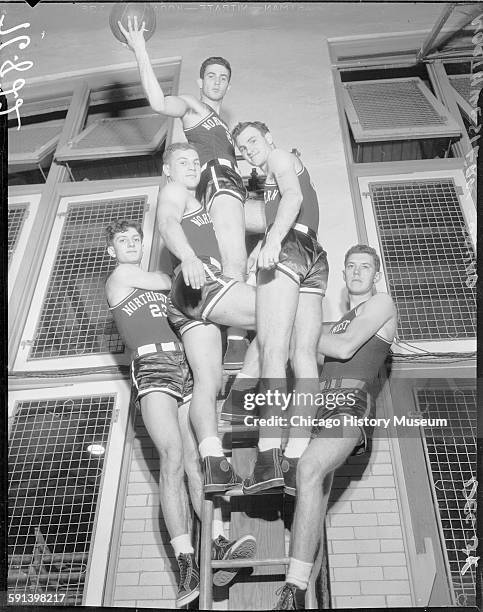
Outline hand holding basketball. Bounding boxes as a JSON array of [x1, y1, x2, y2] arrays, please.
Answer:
[[109, 2, 156, 45]]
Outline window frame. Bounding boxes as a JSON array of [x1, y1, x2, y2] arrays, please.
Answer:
[[8, 379, 131, 606], [13, 185, 159, 371]]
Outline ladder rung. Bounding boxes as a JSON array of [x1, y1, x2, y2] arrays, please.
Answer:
[[218, 423, 258, 433], [211, 557, 289, 569], [211, 488, 285, 498]]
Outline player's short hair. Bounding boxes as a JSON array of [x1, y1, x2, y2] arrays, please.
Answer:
[[105, 219, 143, 246], [162, 142, 199, 164], [232, 121, 270, 141], [200, 56, 232, 81], [344, 244, 381, 272]]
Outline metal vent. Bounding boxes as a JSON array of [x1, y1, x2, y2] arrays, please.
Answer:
[[8, 395, 114, 605], [56, 114, 168, 161], [369, 178, 476, 341], [29, 197, 146, 359], [344, 77, 461, 142], [416, 386, 476, 607], [8, 204, 29, 266], [8, 124, 61, 166], [448, 75, 471, 104]]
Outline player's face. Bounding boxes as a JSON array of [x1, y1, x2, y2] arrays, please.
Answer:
[[165, 149, 201, 189], [235, 126, 271, 168], [343, 253, 381, 295], [109, 228, 143, 264], [200, 64, 231, 102]]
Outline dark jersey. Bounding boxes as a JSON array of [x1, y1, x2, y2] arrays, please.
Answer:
[[264, 163, 319, 234], [170, 204, 221, 268], [322, 301, 392, 383], [184, 106, 237, 166], [109, 287, 178, 351]]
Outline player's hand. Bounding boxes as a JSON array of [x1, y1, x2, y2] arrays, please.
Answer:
[[181, 255, 206, 289], [258, 237, 281, 270], [118, 15, 147, 52]]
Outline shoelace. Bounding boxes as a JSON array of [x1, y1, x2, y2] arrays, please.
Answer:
[[178, 554, 191, 589], [274, 584, 296, 609]]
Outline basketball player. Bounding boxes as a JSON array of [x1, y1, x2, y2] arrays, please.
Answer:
[[274, 245, 397, 610], [119, 17, 249, 369], [104, 220, 256, 606], [231, 121, 329, 495]]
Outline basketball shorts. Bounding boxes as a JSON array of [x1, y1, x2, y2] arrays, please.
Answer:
[[131, 344, 193, 404], [197, 160, 247, 212], [260, 224, 329, 296], [311, 379, 372, 455], [167, 257, 238, 336]]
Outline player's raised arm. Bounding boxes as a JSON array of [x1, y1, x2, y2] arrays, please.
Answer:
[[318, 293, 396, 361], [118, 16, 199, 118], [157, 183, 206, 289]]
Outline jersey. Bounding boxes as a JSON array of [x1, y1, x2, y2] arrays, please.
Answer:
[[170, 204, 221, 269], [321, 301, 392, 383], [184, 106, 237, 166], [264, 163, 319, 233], [109, 287, 178, 351]]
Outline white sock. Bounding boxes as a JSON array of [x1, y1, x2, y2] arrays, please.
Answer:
[[198, 436, 224, 459], [212, 519, 225, 540], [258, 438, 281, 452], [171, 533, 194, 557], [286, 557, 313, 590], [284, 437, 310, 458]]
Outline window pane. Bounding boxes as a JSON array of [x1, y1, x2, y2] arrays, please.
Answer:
[[8, 204, 29, 266]]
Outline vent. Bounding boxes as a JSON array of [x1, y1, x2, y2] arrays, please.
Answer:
[[343, 77, 461, 142], [29, 197, 146, 359], [56, 114, 168, 161], [8, 395, 114, 605], [416, 386, 477, 607], [369, 178, 476, 341], [8, 124, 62, 167], [448, 74, 475, 122], [8, 203, 29, 266]]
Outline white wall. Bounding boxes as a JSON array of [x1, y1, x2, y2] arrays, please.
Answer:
[[4, 1, 443, 318]]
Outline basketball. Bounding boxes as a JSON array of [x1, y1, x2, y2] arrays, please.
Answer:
[[109, 2, 156, 44]]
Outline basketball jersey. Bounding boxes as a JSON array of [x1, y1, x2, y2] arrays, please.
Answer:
[[184, 106, 237, 166], [109, 287, 178, 351], [264, 163, 319, 233], [322, 301, 392, 383], [170, 205, 221, 268]]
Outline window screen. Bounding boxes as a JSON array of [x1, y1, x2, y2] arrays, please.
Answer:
[[8, 124, 62, 165], [448, 75, 471, 105], [369, 178, 476, 341], [8, 203, 29, 266], [29, 197, 146, 359], [8, 395, 114, 605], [416, 387, 477, 607]]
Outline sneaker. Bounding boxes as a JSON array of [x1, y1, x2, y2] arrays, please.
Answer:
[[212, 534, 257, 587], [243, 448, 284, 494], [220, 386, 258, 423], [280, 455, 298, 496], [223, 337, 248, 370], [203, 456, 243, 493], [176, 552, 200, 607], [273, 582, 306, 610]]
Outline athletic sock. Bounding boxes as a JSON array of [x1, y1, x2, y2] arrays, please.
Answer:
[[258, 438, 281, 452], [283, 437, 310, 459], [212, 519, 225, 540], [198, 436, 224, 459], [171, 533, 194, 557], [286, 557, 313, 590]]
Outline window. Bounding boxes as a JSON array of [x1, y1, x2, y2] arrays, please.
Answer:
[[359, 169, 476, 353], [14, 187, 158, 371], [8, 381, 131, 606]]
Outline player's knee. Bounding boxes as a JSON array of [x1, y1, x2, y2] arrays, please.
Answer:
[[158, 445, 184, 478], [297, 453, 327, 486], [260, 343, 290, 369]]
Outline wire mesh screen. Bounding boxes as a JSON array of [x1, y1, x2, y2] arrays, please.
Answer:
[[448, 75, 471, 105], [8, 395, 114, 605], [8, 124, 61, 156], [416, 387, 477, 607], [346, 80, 446, 130], [369, 179, 476, 341], [29, 197, 146, 359], [71, 115, 167, 150], [8, 203, 29, 266]]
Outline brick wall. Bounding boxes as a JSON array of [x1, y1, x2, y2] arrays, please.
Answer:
[[112, 414, 178, 608], [327, 436, 412, 608]]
